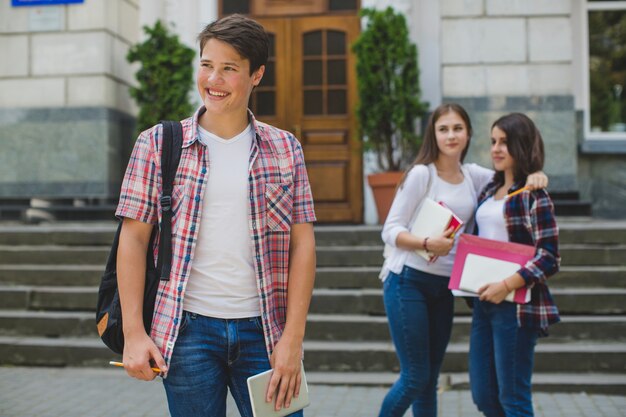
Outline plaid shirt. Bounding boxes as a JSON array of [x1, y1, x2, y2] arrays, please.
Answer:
[[116, 107, 316, 369], [477, 182, 561, 331]]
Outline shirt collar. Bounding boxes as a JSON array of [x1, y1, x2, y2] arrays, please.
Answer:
[[184, 106, 266, 148]]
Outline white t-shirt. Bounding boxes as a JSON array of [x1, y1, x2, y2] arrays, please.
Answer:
[[183, 124, 261, 318], [403, 173, 477, 276], [476, 196, 509, 242]]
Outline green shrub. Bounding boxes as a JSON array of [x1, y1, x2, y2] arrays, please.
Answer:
[[352, 7, 428, 172], [127, 20, 195, 133]]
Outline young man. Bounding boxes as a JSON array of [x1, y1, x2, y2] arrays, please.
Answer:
[[116, 14, 316, 417]]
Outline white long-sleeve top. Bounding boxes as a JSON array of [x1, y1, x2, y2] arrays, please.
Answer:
[[380, 163, 494, 279]]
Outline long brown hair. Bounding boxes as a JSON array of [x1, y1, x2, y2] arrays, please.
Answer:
[[398, 103, 473, 188], [491, 113, 545, 187]]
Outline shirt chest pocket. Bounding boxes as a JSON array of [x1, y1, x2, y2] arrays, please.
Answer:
[[265, 182, 293, 232]]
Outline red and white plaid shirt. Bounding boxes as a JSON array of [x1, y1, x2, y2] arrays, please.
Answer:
[[116, 107, 316, 369]]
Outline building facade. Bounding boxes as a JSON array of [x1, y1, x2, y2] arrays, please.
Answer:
[[0, 0, 624, 220]]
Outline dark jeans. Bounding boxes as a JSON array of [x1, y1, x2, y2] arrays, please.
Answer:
[[469, 300, 538, 417], [378, 266, 454, 417], [163, 312, 303, 417]]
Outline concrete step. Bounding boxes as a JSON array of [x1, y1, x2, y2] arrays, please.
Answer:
[[0, 223, 117, 246], [0, 286, 96, 311], [8, 244, 618, 267], [444, 372, 626, 395], [304, 314, 626, 344], [0, 246, 109, 265], [1, 264, 625, 290], [0, 265, 102, 286], [304, 341, 626, 374], [0, 286, 626, 316], [0, 310, 95, 337], [1, 336, 624, 374], [2, 220, 626, 246], [2, 310, 625, 345], [559, 245, 626, 266], [2, 285, 624, 315], [308, 288, 626, 316], [313, 266, 626, 290], [306, 372, 626, 394]]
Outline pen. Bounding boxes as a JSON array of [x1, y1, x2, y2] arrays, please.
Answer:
[[109, 361, 162, 373], [505, 186, 530, 199]]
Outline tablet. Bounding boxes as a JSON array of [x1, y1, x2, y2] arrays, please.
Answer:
[[246, 363, 310, 417]]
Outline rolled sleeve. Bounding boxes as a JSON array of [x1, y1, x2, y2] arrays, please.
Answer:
[[290, 140, 316, 224], [116, 129, 159, 224]]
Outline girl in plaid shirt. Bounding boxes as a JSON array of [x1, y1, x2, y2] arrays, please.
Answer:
[[470, 113, 560, 417]]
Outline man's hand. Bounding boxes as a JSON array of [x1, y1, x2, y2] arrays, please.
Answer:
[[266, 333, 303, 411], [122, 330, 167, 381]]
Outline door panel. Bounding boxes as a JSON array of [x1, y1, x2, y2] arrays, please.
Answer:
[[253, 0, 325, 16], [292, 16, 361, 223], [248, 19, 288, 131], [253, 16, 362, 223]]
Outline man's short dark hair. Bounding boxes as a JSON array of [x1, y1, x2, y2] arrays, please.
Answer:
[[197, 14, 269, 75]]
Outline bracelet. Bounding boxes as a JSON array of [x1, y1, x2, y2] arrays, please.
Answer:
[[423, 237, 429, 251], [502, 279, 511, 292]]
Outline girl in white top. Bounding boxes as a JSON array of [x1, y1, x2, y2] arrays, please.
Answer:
[[377, 104, 547, 417]]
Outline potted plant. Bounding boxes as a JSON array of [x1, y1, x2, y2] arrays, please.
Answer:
[[352, 7, 427, 223]]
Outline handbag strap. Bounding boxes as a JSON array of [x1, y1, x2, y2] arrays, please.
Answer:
[[157, 120, 184, 281]]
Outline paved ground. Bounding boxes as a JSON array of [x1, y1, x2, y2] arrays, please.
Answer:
[[1, 367, 625, 417]]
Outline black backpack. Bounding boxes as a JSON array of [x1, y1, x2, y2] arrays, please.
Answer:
[[96, 121, 183, 354]]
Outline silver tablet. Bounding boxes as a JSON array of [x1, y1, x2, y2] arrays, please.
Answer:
[[246, 363, 310, 417]]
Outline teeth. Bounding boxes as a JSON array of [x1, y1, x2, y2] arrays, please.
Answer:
[[209, 89, 227, 97]]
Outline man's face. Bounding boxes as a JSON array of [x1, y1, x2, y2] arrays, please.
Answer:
[[197, 38, 264, 117]]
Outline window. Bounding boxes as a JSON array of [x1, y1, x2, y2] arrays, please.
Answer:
[[302, 30, 348, 115], [585, 1, 626, 139]]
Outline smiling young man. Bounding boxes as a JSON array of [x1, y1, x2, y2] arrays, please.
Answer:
[[115, 14, 316, 417]]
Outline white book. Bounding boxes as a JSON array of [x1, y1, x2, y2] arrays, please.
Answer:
[[410, 198, 463, 261], [247, 363, 310, 417], [458, 253, 531, 303]]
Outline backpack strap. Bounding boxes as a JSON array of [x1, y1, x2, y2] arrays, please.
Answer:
[[157, 120, 184, 281]]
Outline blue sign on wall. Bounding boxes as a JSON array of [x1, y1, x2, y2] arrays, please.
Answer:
[[12, 0, 85, 6]]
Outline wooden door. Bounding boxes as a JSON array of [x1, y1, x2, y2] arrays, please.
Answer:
[[251, 16, 362, 223]]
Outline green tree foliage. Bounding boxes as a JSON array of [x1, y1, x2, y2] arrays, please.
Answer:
[[127, 21, 195, 133], [352, 7, 427, 172]]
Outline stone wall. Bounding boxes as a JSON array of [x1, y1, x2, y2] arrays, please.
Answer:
[[0, 0, 139, 199], [440, 0, 578, 192]]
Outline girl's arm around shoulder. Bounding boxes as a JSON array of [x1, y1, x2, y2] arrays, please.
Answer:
[[463, 163, 495, 194], [381, 165, 430, 247]]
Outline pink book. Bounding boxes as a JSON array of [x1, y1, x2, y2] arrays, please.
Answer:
[[449, 234, 535, 304]]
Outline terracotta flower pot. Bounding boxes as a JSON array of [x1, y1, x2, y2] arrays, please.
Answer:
[[367, 171, 404, 224]]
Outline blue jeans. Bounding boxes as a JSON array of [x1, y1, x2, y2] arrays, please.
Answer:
[[163, 312, 303, 417], [378, 266, 454, 417], [469, 300, 539, 417]]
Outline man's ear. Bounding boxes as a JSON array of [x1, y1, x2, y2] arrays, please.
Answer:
[[252, 65, 265, 86]]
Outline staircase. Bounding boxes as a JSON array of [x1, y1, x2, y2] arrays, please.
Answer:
[[0, 220, 625, 394]]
